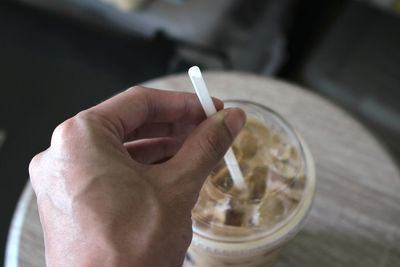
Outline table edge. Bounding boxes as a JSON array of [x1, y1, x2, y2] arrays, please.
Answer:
[[5, 180, 35, 267]]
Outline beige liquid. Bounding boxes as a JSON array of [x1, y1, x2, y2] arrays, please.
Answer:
[[183, 117, 313, 267]]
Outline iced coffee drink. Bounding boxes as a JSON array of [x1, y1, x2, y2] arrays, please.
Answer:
[[183, 101, 315, 267]]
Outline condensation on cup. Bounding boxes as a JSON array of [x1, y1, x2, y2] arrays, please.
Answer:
[[183, 100, 316, 267]]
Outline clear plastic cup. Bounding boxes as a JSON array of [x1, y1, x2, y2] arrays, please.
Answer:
[[183, 100, 316, 267]]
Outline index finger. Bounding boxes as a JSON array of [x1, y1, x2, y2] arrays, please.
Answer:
[[88, 86, 223, 140]]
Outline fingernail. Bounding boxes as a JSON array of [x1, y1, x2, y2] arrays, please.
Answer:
[[224, 108, 246, 138]]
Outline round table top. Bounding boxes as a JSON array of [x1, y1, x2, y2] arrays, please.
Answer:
[[6, 72, 400, 267]]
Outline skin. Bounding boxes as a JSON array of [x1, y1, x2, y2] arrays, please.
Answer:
[[29, 86, 246, 267]]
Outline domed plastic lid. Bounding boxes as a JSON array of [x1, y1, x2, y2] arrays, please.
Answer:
[[191, 101, 310, 242]]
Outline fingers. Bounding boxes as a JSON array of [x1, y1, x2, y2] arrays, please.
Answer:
[[125, 138, 183, 164], [125, 122, 197, 142], [29, 150, 47, 192], [164, 108, 246, 189], [88, 86, 223, 140]]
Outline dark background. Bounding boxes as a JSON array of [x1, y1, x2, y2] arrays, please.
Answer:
[[1, 0, 399, 264]]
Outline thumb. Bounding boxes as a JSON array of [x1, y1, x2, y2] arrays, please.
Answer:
[[168, 108, 246, 189]]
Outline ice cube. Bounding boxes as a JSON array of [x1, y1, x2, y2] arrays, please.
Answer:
[[270, 155, 299, 180], [224, 207, 244, 226], [237, 129, 258, 159], [258, 195, 286, 219], [271, 143, 292, 161], [289, 145, 299, 161], [223, 199, 258, 227], [212, 166, 233, 193], [266, 168, 289, 194], [287, 187, 304, 202], [232, 144, 242, 160], [245, 166, 268, 201]]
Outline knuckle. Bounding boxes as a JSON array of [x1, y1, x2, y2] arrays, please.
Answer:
[[76, 109, 101, 125], [28, 151, 46, 190], [128, 85, 147, 94], [51, 117, 78, 147], [50, 114, 90, 151], [28, 153, 41, 177]]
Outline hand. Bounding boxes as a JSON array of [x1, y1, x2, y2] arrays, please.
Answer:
[[29, 86, 246, 267]]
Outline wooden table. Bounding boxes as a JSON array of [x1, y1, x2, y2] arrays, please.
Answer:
[[5, 72, 400, 267]]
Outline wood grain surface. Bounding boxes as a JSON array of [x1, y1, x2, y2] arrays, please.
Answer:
[[5, 72, 400, 267]]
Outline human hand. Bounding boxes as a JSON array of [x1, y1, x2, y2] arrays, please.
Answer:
[[29, 86, 246, 267]]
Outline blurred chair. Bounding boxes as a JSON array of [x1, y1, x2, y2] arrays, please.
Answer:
[[301, 1, 400, 157], [14, 0, 296, 74]]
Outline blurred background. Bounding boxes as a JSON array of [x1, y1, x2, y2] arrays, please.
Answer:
[[1, 0, 399, 263]]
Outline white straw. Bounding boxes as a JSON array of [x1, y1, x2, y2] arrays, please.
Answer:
[[188, 66, 247, 189]]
